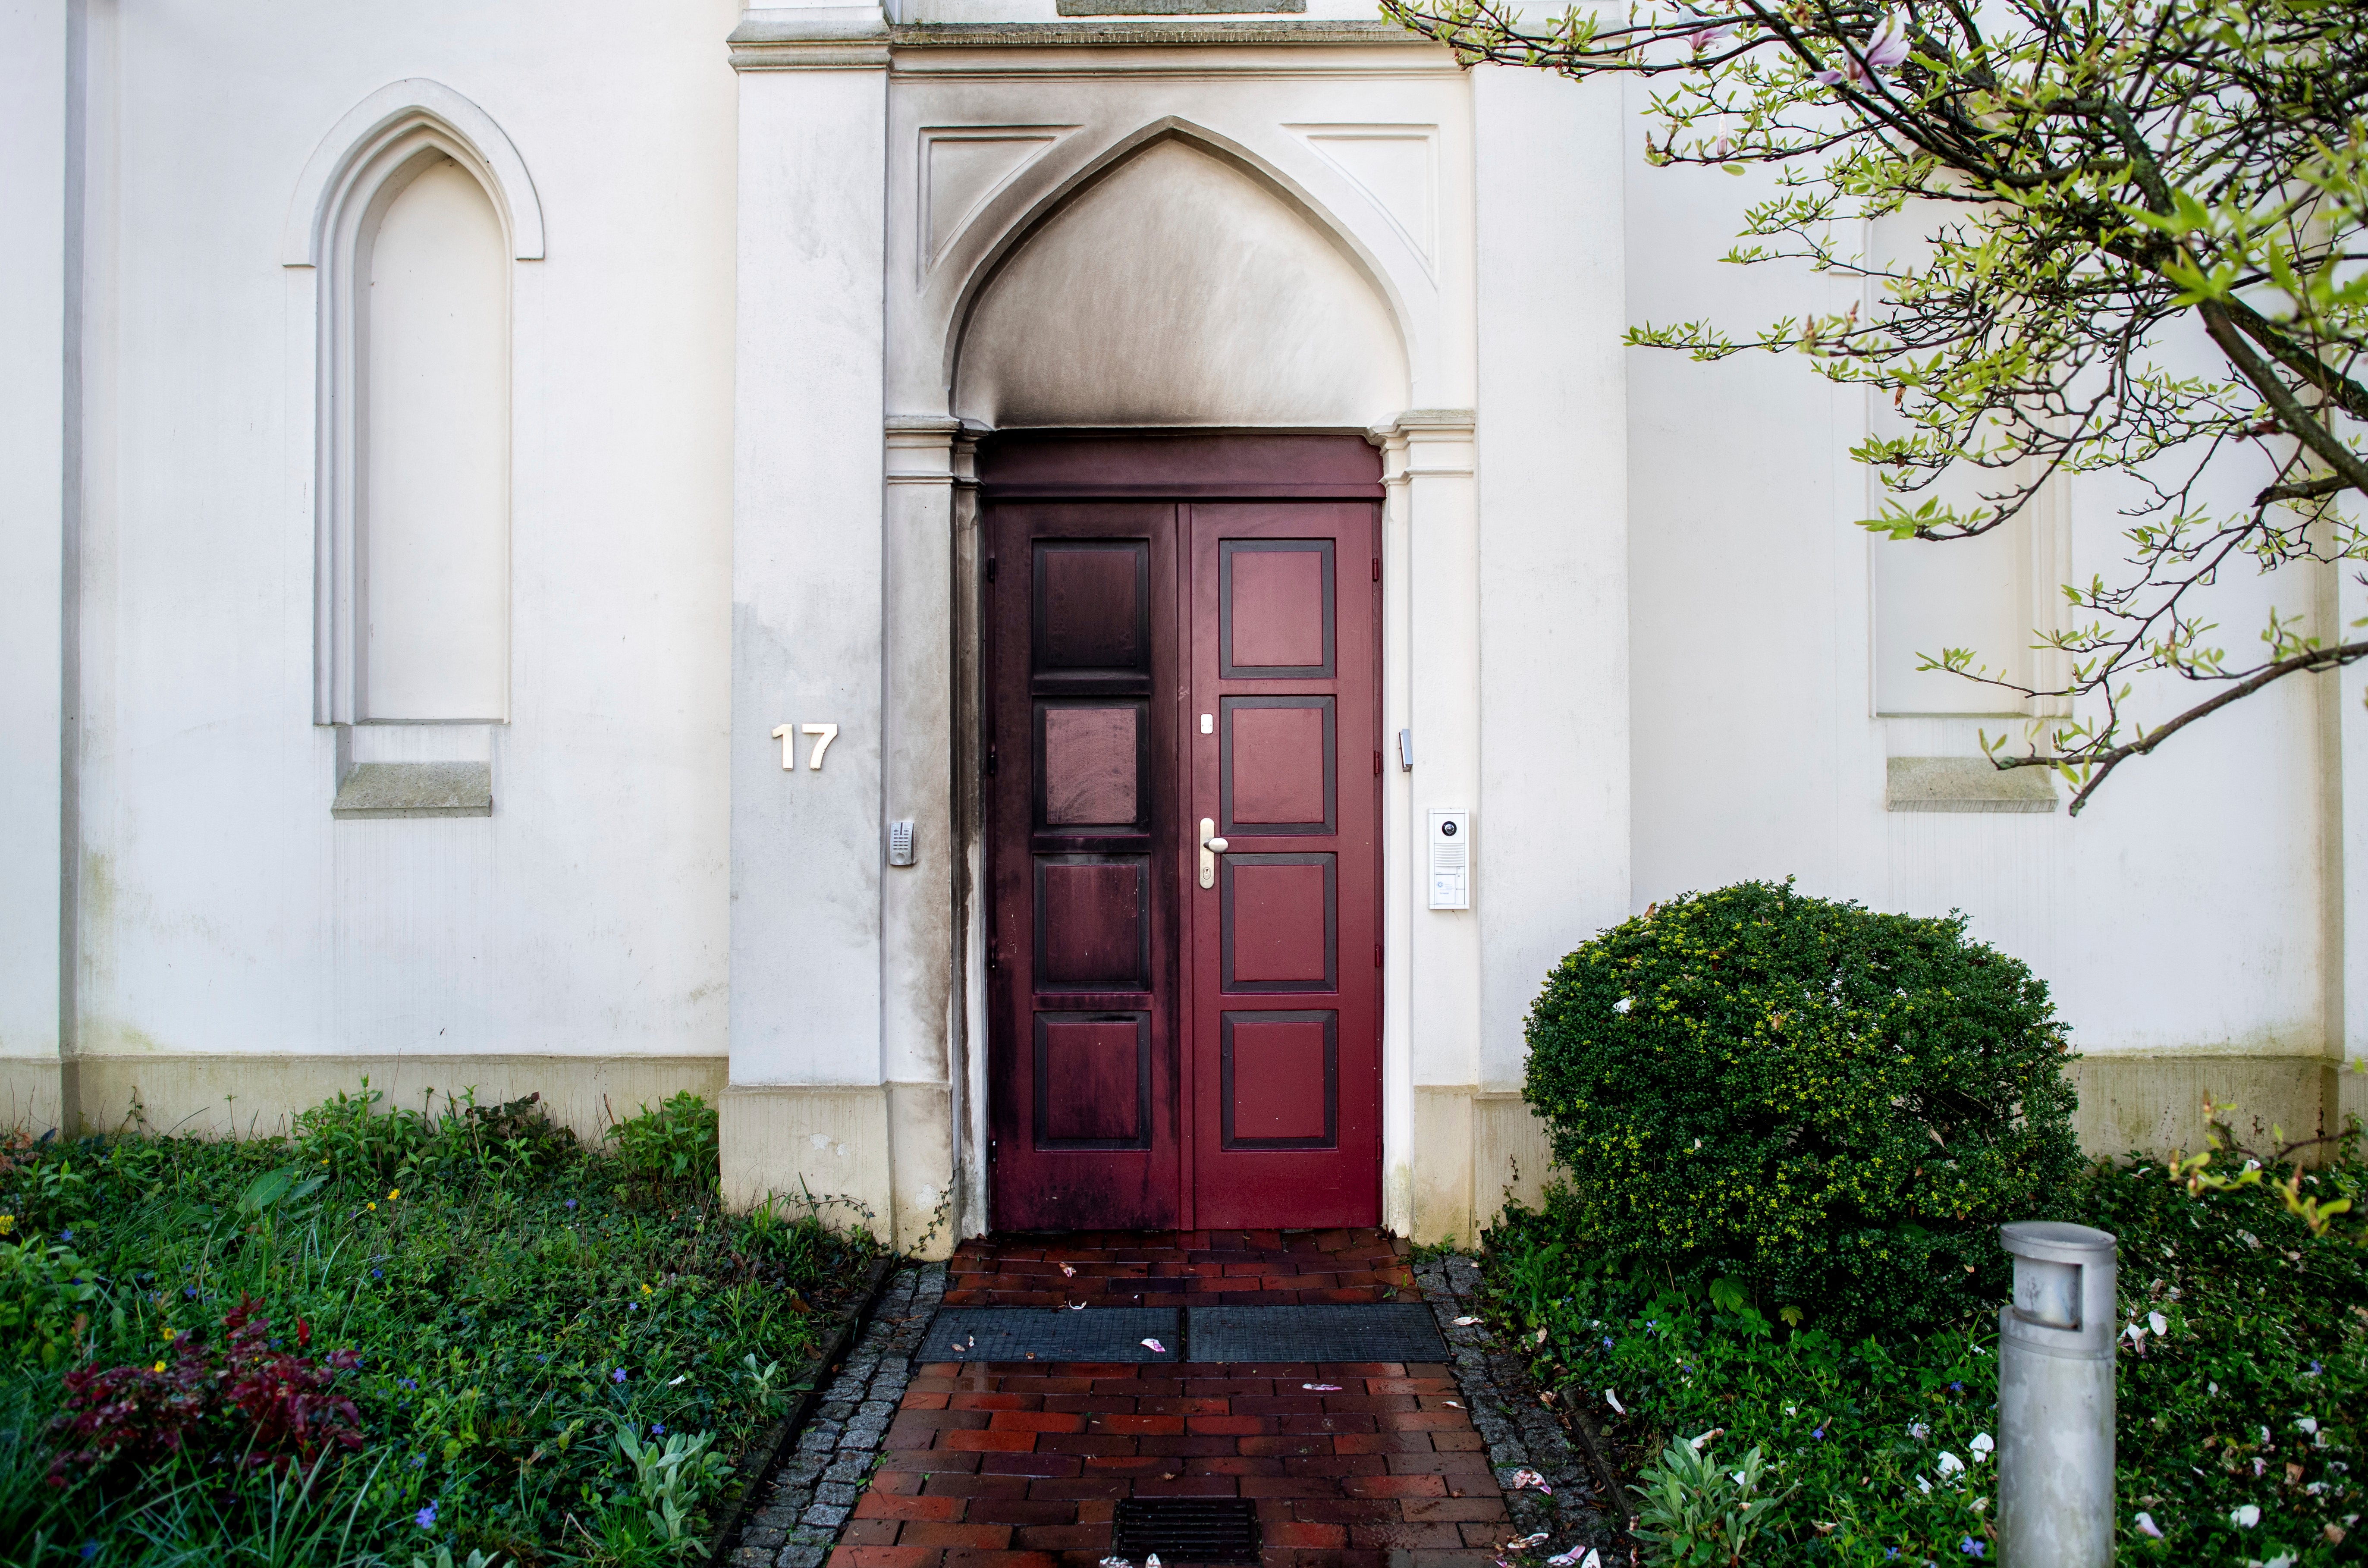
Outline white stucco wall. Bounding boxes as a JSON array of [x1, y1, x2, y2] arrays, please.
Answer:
[[8, 0, 2352, 1227], [1619, 96, 2336, 1067], [53, 0, 741, 1088]]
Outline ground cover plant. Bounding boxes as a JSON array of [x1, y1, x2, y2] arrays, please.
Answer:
[[1492, 882, 2367, 1565], [1489, 1142, 2367, 1565], [0, 1084, 875, 1568]]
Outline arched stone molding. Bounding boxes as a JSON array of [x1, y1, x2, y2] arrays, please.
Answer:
[[284, 82, 538, 726], [919, 116, 1434, 418], [282, 79, 543, 266]]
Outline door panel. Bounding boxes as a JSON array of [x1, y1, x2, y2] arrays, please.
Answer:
[[988, 503, 1180, 1231], [1188, 503, 1379, 1228], [984, 439, 1380, 1233]]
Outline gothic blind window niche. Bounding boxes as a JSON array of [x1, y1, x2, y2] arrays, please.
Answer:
[[357, 154, 509, 724], [292, 86, 539, 819]]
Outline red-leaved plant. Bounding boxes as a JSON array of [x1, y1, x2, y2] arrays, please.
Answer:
[[49, 1295, 364, 1486]]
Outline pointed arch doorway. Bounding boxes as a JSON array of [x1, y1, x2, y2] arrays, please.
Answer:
[[981, 434, 1385, 1232]]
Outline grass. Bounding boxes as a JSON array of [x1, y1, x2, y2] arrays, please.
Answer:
[[0, 1084, 876, 1568], [1482, 1137, 2368, 1566]]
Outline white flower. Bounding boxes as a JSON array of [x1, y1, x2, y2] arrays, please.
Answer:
[[2297, 1417, 2320, 1435], [1687, 1428, 1724, 1452], [1969, 1433, 1993, 1463], [2133, 1512, 2163, 1540], [2264, 1555, 2296, 1568], [1454, 1316, 1481, 1326], [1970, 1497, 1988, 1515], [1605, 1389, 1626, 1415], [2148, 1311, 2168, 1336], [1906, 1421, 1929, 1442], [1935, 1452, 1966, 1480], [1614, 998, 1633, 1014], [2231, 1504, 2261, 1528], [1914, 1474, 1932, 1496]]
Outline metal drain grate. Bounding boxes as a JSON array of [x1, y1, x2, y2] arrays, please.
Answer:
[[1112, 1498, 1262, 1564]]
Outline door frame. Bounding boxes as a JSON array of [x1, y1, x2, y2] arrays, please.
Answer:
[[970, 430, 1388, 1232]]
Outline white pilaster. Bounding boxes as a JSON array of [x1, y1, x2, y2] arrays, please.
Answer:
[[727, 56, 890, 1093], [1471, 63, 1632, 1090], [0, 0, 69, 1126]]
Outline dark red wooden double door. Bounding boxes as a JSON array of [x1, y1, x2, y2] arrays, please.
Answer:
[[984, 435, 1382, 1231]]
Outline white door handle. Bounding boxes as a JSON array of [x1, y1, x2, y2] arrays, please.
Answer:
[[1199, 818, 1228, 888]]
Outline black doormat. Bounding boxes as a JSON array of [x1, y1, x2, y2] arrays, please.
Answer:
[[925, 1306, 1180, 1362], [1112, 1497, 1261, 1564], [1185, 1302, 1447, 1364]]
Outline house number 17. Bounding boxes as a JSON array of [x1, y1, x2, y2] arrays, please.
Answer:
[[771, 723, 839, 771]]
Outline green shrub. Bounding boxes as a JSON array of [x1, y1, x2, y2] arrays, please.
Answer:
[[603, 1093, 720, 1194], [1523, 878, 2079, 1330]]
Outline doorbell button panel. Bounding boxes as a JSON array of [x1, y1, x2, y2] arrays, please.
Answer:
[[1427, 809, 1470, 910], [888, 819, 915, 867]]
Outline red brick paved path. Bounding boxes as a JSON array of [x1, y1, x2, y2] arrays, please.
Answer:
[[943, 1229, 1423, 1309], [831, 1230, 1514, 1568]]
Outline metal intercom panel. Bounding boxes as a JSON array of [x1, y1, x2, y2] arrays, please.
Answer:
[[1427, 808, 1470, 910]]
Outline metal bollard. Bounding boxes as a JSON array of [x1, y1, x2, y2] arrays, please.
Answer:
[[1997, 1221, 2118, 1567]]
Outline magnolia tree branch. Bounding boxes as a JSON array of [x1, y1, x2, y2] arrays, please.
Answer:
[[1380, 0, 2368, 808]]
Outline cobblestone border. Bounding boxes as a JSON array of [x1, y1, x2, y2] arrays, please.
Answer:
[[1415, 1254, 1626, 1557], [728, 1263, 949, 1568]]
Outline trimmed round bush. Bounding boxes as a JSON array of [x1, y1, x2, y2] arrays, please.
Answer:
[[1523, 879, 2079, 1330]]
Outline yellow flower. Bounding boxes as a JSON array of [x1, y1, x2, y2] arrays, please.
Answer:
[[388, 1189, 400, 1201], [367, 1202, 377, 1211], [153, 1361, 167, 1373], [642, 1283, 652, 1294], [0, 1215, 12, 1234]]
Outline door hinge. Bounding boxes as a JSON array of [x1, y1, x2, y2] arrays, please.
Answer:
[[1372, 558, 1382, 582], [989, 1138, 999, 1165], [1373, 750, 1383, 776], [1375, 943, 1384, 968], [985, 745, 998, 776], [986, 555, 998, 582], [987, 938, 999, 970]]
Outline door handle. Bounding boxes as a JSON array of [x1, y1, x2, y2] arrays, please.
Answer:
[[1198, 817, 1230, 889]]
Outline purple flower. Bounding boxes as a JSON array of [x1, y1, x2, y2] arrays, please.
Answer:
[[652, 1423, 667, 1436], [613, 1367, 628, 1384], [185, 1287, 197, 1297], [81, 1546, 99, 1561], [537, 1354, 549, 1364], [1959, 1540, 1984, 1558], [372, 1269, 383, 1279], [1819, 27, 1910, 88], [1812, 1426, 1825, 1439], [398, 1378, 418, 1391], [565, 1199, 578, 1210], [629, 1302, 639, 1312], [415, 1503, 438, 1528], [59, 1229, 72, 1242]]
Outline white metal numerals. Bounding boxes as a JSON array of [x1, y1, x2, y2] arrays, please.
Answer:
[[770, 722, 840, 771]]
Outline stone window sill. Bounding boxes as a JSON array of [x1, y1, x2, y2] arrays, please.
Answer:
[[1885, 756, 2056, 814], [332, 761, 493, 819]]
